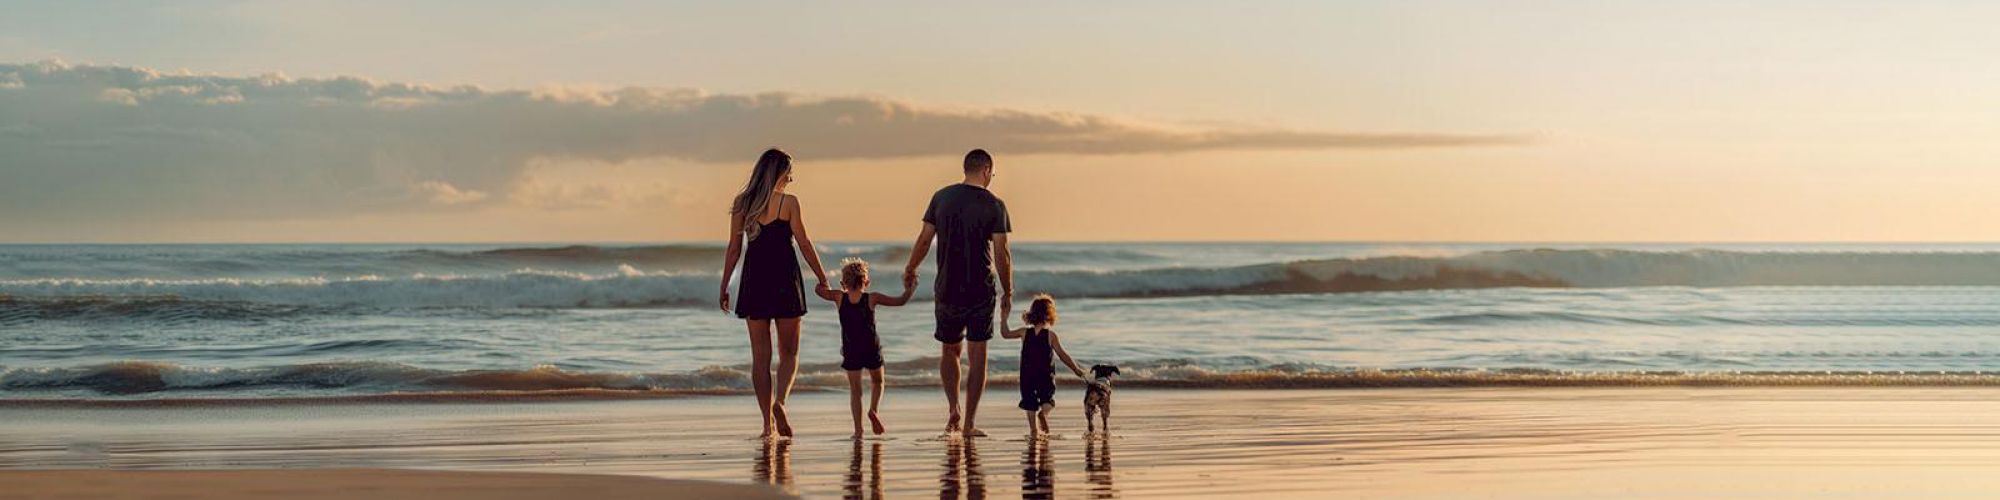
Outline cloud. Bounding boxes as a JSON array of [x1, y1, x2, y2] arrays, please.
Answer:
[[0, 60, 1518, 222]]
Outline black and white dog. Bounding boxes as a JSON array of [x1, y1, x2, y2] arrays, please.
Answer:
[[1084, 364, 1119, 434]]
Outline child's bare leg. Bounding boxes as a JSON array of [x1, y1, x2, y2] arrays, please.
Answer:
[[846, 370, 864, 439], [1025, 411, 1040, 438], [1037, 404, 1052, 437], [867, 368, 887, 435]]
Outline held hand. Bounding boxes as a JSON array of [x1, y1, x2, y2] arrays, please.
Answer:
[[902, 268, 920, 289], [815, 282, 832, 295]]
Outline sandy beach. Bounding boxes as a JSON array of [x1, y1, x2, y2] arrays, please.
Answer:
[[11, 387, 2000, 498]]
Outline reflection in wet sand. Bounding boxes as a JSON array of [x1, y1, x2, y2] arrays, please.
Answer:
[[938, 438, 986, 500], [1086, 436, 1116, 498], [754, 438, 794, 496], [844, 441, 883, 500], [1020, 439, 1055, 499]]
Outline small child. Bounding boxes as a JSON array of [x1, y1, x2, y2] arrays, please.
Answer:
[[1001, 294, 1086, 440], [814, 258, 914, 439]]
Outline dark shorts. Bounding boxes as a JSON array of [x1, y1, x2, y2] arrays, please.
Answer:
[[841, 349, 884, 371], [933, 299, 996, 344], [1019, 376, 1056, 411]]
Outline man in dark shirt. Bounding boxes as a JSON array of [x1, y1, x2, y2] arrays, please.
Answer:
[[903, 149, 1013, 438]]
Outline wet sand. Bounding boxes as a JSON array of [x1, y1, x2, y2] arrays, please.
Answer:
[[0, 469, 793, 500], [9, 388, 2000, 498]]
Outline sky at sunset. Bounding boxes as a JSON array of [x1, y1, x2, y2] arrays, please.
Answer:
[[5, 0, 2000, 243]]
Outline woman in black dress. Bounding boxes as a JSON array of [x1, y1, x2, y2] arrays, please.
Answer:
[[719, 148, 830, 439]]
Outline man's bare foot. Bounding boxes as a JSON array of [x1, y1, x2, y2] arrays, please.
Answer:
[[773, 404, 794, 437], [961, 427, 988, 438], [869, 411, 887, 435], [944, 412, 961, 434], [851, 430, 863, 440]]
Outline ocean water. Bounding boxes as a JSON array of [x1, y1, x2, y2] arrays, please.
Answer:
[[7, 242, 2000, 399]]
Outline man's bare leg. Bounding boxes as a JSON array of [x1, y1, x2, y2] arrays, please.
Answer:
[[962, 340, 989, 437], [940, 342, 963, 433]]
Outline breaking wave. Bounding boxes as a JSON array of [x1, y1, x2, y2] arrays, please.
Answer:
[[10, 249, 2000, 309]]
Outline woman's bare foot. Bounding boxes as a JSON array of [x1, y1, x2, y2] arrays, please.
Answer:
[[961, 427, 988, 438], [850, 430, 864, 440], [773, 404, 795, 437], [944, 412, 961, 434], [756, 418, 777, 439], [869, 412, 887, 435]]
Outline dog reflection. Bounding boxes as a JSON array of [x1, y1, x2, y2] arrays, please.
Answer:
[[844, 441, 884, 499], [1086, 435, 1116, 498]]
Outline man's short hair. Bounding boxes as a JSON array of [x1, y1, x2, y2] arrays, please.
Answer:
[[963, 149, 993, 173]]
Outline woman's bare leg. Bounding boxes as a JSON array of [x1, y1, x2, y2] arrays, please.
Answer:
[[746, 320, 776, 438], [772, 318, 803, 437], [867, 368, 887, 435]]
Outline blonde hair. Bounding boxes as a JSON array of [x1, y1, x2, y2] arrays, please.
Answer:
[[839, 257, 869, 289], [1023, 293, 1057, 326], [729, 148, 792, 241]]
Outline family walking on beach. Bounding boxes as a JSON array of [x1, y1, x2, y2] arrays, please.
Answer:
[[719, 148, 1089, 440]]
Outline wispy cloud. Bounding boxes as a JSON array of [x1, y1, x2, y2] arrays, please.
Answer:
[[0, 61, 1519, 221]]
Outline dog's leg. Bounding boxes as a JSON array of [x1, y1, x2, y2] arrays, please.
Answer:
[[1100, 404, 1110, 435], [1085, 403, 1098, 435]]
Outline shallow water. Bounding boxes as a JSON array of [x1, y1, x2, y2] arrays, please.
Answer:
[[8, 242, 2000, 399]]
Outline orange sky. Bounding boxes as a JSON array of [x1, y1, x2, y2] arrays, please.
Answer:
[[7, 2, 2000, 243]]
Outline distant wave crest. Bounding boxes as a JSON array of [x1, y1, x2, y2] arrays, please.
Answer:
[[11, 249, 2000, 309]]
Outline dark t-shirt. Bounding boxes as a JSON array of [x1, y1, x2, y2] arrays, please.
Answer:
[[922, 184, 1012, 305]]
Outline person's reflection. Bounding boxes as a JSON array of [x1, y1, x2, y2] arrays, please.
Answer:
[[1020, 439, 1056, 499], [939, 438, 987, 500], [754, 438, 795, 496], [845, 440, 884, 499], [1085, 435, 1117, 498]]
